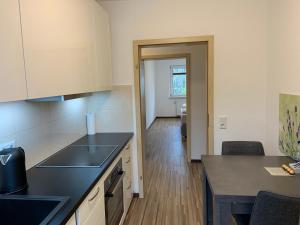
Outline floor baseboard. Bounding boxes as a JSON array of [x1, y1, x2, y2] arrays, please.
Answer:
[[156, 116, 180, 119], [146, 118, 157, 130], [133, 193, 140, 198], [191, 159, 202, 163]]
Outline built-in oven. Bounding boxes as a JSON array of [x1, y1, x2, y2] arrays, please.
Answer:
[[104, 159, 124, 225]]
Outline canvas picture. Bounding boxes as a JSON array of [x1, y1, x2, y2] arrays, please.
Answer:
[[279, 93, 300, 161]]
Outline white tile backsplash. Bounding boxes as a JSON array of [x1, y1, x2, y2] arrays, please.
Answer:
[[88, 85, 134, 132], [0, 85, 134, 169], [0, 98, 88, 169]]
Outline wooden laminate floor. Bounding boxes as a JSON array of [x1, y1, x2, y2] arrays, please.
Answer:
[[124, 118, 203, 225]]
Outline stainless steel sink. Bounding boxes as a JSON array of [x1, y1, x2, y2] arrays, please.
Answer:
[[0, 195, 69, 225]]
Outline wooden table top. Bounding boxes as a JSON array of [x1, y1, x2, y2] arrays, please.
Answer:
[[202, 156, 300, 199]]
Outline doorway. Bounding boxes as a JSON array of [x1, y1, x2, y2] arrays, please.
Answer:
[[133, 36, 214, 197], [142, 54, 191, 161]]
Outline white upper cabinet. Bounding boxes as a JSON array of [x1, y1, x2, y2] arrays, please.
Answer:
[[19, 0, 112, 99], [0, 0, 27, 102], [92, 2, 112, 92]]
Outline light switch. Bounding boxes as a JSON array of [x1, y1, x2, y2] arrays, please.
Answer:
[[219, 116, 227, 129]]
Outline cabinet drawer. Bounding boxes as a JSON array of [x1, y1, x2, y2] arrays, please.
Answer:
[[124, 142, 131, 151], [77, 180, 104, 224], [123, 163, 131, 176], [123, 176, 132, 193], [122, 143, 131, 166], [123, 154, 131, 165], [124, 143, 131, 154]]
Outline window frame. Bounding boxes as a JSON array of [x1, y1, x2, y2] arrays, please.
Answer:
[[169, 65, 187, 98]]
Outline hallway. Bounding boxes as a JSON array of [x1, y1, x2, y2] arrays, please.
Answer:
[[124, 118, 203, 225]]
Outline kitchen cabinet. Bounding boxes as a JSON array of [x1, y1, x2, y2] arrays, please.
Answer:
[[65, 214, 77, 225], [76, 178, 105, 225], [19, 0, 112, 99], [92, 3, 113, 92], [122, 142, 133, 215], [76, 140, 133, 225], [0, 0, 27, 102]]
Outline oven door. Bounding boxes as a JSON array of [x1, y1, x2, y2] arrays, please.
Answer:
[[105, 171, 125, 225]]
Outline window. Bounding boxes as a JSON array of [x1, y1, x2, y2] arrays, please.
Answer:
[[170, 65, 187, 97]]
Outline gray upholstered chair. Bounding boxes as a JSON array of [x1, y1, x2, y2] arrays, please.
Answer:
[[249, 191, 300, 225], [222, 141, 265, 156], [221, 141, 265, 225]]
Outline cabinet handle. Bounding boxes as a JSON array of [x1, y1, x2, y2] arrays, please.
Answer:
[[126, 158, 131, 164], [88, 187, 100, 202], [127, 184, 131, 190], [126, 145, 130, 150]]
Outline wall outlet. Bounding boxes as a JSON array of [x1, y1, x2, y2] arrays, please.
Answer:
[[0, 140, 16, 151], [219, 116, 227, 129]]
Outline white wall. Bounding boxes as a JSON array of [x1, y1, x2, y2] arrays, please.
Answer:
[[0, 98, 88, 169], [144, 61, 156, 129], [154, 59, 186, 117], [144, 58, 187, 123], [101, 0, 269, 155], [265, 0, 300, 156]]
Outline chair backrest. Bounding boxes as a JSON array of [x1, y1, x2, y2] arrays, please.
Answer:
[[250, 191, 300, 225], [222, 141, 265, 156]]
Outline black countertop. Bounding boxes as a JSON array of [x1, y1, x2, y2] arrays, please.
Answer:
[[17, 132, 133, 225]]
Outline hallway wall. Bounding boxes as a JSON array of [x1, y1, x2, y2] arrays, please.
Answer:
[[154, 59, 186, 117], [144, 61, 156, 129]]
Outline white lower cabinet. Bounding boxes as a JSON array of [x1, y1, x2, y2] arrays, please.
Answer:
[[122, 143, 133, 216], [65, 214, 76, 225], [76, 179, 105, 225], [69, 140, 133, 225]]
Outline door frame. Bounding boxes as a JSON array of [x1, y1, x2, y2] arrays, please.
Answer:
[[133, 36, 214, 197]]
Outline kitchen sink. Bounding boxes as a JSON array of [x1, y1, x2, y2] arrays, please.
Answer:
[[0, 195, 69, 225]]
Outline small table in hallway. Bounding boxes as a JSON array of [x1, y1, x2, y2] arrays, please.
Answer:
[[202, 155, 300, 225]]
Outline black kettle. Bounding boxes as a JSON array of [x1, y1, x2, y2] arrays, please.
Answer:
[[0, 147, 28, 194]]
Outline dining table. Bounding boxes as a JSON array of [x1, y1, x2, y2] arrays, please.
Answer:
[[202, 155, 300, 225]]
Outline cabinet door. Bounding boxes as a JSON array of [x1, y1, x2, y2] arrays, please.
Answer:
[[92, 2, 112, 91], [0, 0, 27, 102], [123, 174, 132, 214], [19, 0, 97, 99], [122, 143, 133, 214], [82, 194, 105, 225], [65, 214, 76, 225], [77, 181, 105, 225]]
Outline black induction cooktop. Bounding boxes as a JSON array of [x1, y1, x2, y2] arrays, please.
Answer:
[[36, 145, 118, 168]]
